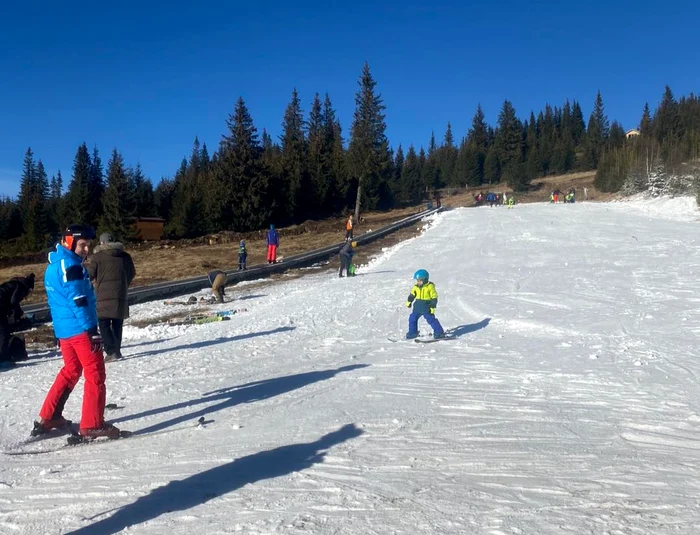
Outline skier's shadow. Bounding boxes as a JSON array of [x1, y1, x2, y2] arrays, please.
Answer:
[[66, 424, 363, 535], [448, 317, 491, 337], [111, 363, 369, 436]]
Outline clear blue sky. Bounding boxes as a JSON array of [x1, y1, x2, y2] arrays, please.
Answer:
[[1, 0, 698, 198]]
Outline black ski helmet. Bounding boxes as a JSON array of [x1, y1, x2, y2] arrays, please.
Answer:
[[62, 224, 96, 252]]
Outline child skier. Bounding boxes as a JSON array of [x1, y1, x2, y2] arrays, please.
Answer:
[[238, 240, 247, 270], [405, 269, 445, 339]]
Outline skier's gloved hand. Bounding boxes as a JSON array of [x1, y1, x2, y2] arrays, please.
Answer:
[[405, 301, 412, 308], [87, 327, 103, 353], [429, 307, 436, 315]]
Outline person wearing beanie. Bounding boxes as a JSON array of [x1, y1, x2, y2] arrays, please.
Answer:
[[87, 232, 136, 363], [0, 273, 35, 368]]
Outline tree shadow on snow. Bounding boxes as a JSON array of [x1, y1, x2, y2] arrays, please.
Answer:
[[111, 363, 369, 435], [122, 326, 296, 361], [66, 423, 363, 535], [449, 317, 491, 337]]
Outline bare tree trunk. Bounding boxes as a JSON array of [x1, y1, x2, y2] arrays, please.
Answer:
[[354, 179, 362, 221]]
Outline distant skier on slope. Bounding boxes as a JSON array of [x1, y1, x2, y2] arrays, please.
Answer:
[[266, 224, 279, 264], [238, 240, 247, 270], [405, 269, 445, 340], [338, 241, 356, 278]]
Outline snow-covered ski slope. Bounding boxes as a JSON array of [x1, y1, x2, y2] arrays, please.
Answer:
[[2, 197, 700, 534]]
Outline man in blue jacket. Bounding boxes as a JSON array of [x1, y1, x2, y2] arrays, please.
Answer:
[[34, 225, 121, 440], [266, 224, 279, 264]]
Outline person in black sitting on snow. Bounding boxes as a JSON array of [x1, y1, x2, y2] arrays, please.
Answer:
[[0, 273, 35, 369]]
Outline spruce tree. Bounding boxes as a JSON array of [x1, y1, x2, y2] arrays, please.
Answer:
[[571, 101, 586, 146], [469, 105, 489, 151], [279, 88, 308, 222], [525, 115, 541, 179], [440, 122, 458, 186], [494, 100, 525, 188], [22, 160, 49, 250], [65, 143, 91, 225], [483, 147, 501, 184], [608, 121, 626, 149], [100, 149, 135, 241], [88, 146, 104, 227], [48, 171, 65, 233], [583, 91, 610, 169], [18, 147, 36, 232], [214, 97, 270, 231], [400, 145, 422, 204], [348, 62, 393, 218], [307, 93, 328, 210], [393, 144, 405, 198], [323, 95, 348, 212], [640, 102, 653, 136], [154, 178, 176, 224], [131, 164, 156, 217]]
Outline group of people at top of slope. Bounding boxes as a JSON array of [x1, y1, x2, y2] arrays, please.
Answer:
[[550, 187, 584, 203], [473, 191, 514, 208], [1, 226, 135, 440]]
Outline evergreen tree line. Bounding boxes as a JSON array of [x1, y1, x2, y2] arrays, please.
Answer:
[[595, 87, 700, 194], [3, 63, 698, 251], [1, 143, 155, 251]]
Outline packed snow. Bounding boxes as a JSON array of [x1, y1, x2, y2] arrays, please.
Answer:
[[2, 196, 700, 534]]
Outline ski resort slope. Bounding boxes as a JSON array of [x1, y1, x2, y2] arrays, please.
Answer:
[[2, 198, 700, 535]]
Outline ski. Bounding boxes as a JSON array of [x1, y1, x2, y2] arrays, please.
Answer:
[[66, 429, 132, 446], [167, 315, 231, 326], [414, 335, 457, 344]]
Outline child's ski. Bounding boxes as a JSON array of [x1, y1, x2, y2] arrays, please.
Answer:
[[414, 335, 457, 344], [167, 315, 231, 326]]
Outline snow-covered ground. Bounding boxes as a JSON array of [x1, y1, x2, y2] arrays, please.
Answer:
[[2, 197, 700, 534]]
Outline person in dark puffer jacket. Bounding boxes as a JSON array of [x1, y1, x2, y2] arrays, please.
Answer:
[[87, 233, 136, 363], [0, 273, 34, 368]]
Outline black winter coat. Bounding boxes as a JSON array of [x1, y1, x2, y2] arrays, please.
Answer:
[[0, 276, 34, 320], [87, 243, 136, 319]]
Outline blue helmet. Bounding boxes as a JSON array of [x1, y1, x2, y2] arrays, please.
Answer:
[[414, 269, 429, 283]]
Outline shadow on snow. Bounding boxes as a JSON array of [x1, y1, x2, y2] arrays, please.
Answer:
[[448, 317, 491, 337], [123, 326, 297, 360], [111, 363, 369, 436], [66, 424, 364, 535]]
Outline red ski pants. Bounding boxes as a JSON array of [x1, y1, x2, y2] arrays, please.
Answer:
[[39, 332, 106, 430], [267, 244, 277, 262]]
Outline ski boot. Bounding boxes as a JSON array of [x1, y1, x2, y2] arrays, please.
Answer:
[[31, 416, 72, 437]]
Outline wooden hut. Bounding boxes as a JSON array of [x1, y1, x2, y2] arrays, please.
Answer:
[[133, 217, 165, 241]]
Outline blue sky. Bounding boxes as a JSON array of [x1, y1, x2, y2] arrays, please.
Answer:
[[1, 0, 698, 198]]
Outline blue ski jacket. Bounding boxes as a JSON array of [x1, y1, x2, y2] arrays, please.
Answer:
[[44, 244, 98, 339]]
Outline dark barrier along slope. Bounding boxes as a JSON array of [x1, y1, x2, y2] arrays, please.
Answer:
[[23, 207, 443, 323]]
